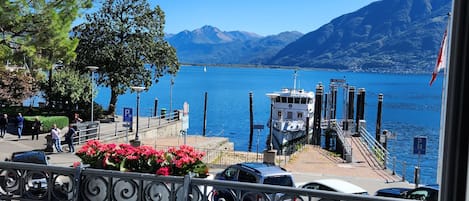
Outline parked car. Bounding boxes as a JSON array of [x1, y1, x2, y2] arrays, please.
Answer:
[[212, 162, 296, 201], [297, 178, 368, 201], [2, 151, 50, 197], [404, 184, 439, 201], [375, 187, 411, 198], [375, 184, 439, 201]]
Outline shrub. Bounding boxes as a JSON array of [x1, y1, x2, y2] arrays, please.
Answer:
[[23, 116, 69, 134]]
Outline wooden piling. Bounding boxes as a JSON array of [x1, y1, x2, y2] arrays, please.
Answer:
[[355, 88, 366, 134], [323, 93, 328, 119], [376, 94, 383, 142], [203, 92, 208, 136], [346, 86, 355, 131], [313, 84, 323, 145], [332, 86, 338, 119], [249, 92, 254, 152]]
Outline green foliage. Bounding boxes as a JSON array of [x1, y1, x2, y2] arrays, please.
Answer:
[[23, 116, 69, 134], [73, 0, 179, 115], [40, 68, 92, 107], [0, 0, 92, 71]]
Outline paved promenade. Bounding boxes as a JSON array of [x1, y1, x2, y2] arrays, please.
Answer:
[[0, 123, 414, 195]]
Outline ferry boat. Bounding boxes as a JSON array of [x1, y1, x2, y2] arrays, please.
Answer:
[[266, 72, 315, 155]]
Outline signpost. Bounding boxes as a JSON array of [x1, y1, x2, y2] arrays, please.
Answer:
[[413, 136, 427, 188], [253, 124, 264, 161], [123, 108, 133, 131]]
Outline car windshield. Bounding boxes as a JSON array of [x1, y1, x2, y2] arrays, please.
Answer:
[[263, 175, 293, 187]]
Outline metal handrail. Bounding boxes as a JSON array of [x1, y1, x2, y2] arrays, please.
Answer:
[[331, 120, 352, 160]]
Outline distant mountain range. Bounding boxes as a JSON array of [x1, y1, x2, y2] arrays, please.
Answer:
[[166, 0, 452, 73]]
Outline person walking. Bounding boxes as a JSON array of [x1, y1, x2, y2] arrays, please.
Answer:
[[0, 114, 7, 138], [65, 124, 76, 153], [31, 117, 42, 140], [51, 124, 63, 152], [16, 113, 24, 139]]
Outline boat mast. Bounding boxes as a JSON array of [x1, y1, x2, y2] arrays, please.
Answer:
[[293, 70, 297, 90]]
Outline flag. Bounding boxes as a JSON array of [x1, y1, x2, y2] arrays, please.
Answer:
[[430, 29, 448, 86]]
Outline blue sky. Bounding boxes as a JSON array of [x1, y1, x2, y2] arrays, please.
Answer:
[[152, 0, 379, 36]]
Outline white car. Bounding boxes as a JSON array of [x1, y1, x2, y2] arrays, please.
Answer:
[[297, 178, 368, 200]]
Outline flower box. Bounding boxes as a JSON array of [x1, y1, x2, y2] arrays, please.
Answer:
[[75, 140, 209, 177]]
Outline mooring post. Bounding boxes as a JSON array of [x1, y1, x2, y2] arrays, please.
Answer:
[[313, 84, 323, 145], [248, 92, 254, 152], [376, 94, 383, 143], [332, 86, 338, 119], [203, 92, 208, 136], [347, 87, 355, 131], [153, 98, 158, 117], [355, 88, 366, 135], [355, 90, 362, 134], [323, 93, 328, 120]]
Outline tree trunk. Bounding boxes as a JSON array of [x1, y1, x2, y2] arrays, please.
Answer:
[[108, 88, 118, 116]]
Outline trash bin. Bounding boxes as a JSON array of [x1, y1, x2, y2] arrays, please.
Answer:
[[161, 108, 167, 119]]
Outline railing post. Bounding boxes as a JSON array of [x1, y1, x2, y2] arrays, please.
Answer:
[[114, 121, 118, 136], [402, 161, 406, 182], [183, 173, 194, 201], [392, 157, 396, 175], [74, 163, 83, 201]]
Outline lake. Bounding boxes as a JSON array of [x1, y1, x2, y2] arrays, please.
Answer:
[[95, 66, 443, 184]]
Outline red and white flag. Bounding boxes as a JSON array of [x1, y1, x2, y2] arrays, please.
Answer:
[[429, 29, 448, 86]]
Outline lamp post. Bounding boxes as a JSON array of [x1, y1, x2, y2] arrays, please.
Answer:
[[131, 86, 145, 146], [86, 66, 99, 123]]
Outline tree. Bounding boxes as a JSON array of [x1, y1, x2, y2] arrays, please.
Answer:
[[39, 68, 92, 111], [0, 0, 92, 105], [0, 69, 37, 105], [72, 0, 179, 115]]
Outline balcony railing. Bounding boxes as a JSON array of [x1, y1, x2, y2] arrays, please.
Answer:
[[0, 161, 410, 201]]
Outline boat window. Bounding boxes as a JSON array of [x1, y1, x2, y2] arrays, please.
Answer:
[[278, 111, 282, 118], [301, 98, 307, 104], [294, 98, 300, 104], [297, 112, 303, 119], [287, 112, 293, 119], [281, 97, 287, 103], [288, 97, 293, 103], [308, 98, 313, 104], [275, 97, 280, 102]]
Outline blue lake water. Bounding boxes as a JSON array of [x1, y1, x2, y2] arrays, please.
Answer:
[[95, 66, 443, 184]]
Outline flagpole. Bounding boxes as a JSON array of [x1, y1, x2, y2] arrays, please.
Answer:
[[436, 12, 451, 185]]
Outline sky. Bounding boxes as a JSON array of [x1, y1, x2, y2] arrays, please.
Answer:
[[151, 0, 379, 36]]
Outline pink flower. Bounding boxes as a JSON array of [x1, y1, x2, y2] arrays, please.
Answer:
[[156, 166, 170, 176]]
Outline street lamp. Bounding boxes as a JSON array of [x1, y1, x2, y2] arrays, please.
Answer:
[[86, 66, 99, 123], [131, 86, 145, 146]]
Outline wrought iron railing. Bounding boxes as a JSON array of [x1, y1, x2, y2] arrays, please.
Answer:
[[0, 161, 410, 201]]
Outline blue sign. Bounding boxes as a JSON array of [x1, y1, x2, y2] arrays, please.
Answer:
[[413, 136, 427, 155], [123, 108, 133, 123]]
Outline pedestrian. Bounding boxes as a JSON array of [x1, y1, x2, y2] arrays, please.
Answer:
[[16, 113, 24, 139], [73, 113, 83, 123], [31, 117, 42, 140], [51, 124, 63, 152], [65, 124, 76, 153], [0, 114, 7, 138]]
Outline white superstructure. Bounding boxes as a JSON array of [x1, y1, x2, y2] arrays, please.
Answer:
[[266, 73, 315, 154]]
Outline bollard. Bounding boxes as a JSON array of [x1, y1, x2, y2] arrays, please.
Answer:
[[414, 166, 420, 188]]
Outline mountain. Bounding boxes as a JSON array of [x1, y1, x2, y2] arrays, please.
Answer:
[[166, 26, 303, 64], [267, 0, 452, 73]]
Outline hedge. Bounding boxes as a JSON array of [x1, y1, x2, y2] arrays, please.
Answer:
[[23, 116, 69, 134]]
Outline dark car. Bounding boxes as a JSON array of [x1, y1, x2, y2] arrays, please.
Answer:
[[375, 187, 411, 198], [375, 184, 439, 201], [404, 184, 439, 201], [2, 151, 50, 198], [213, 162, 295, 201]]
